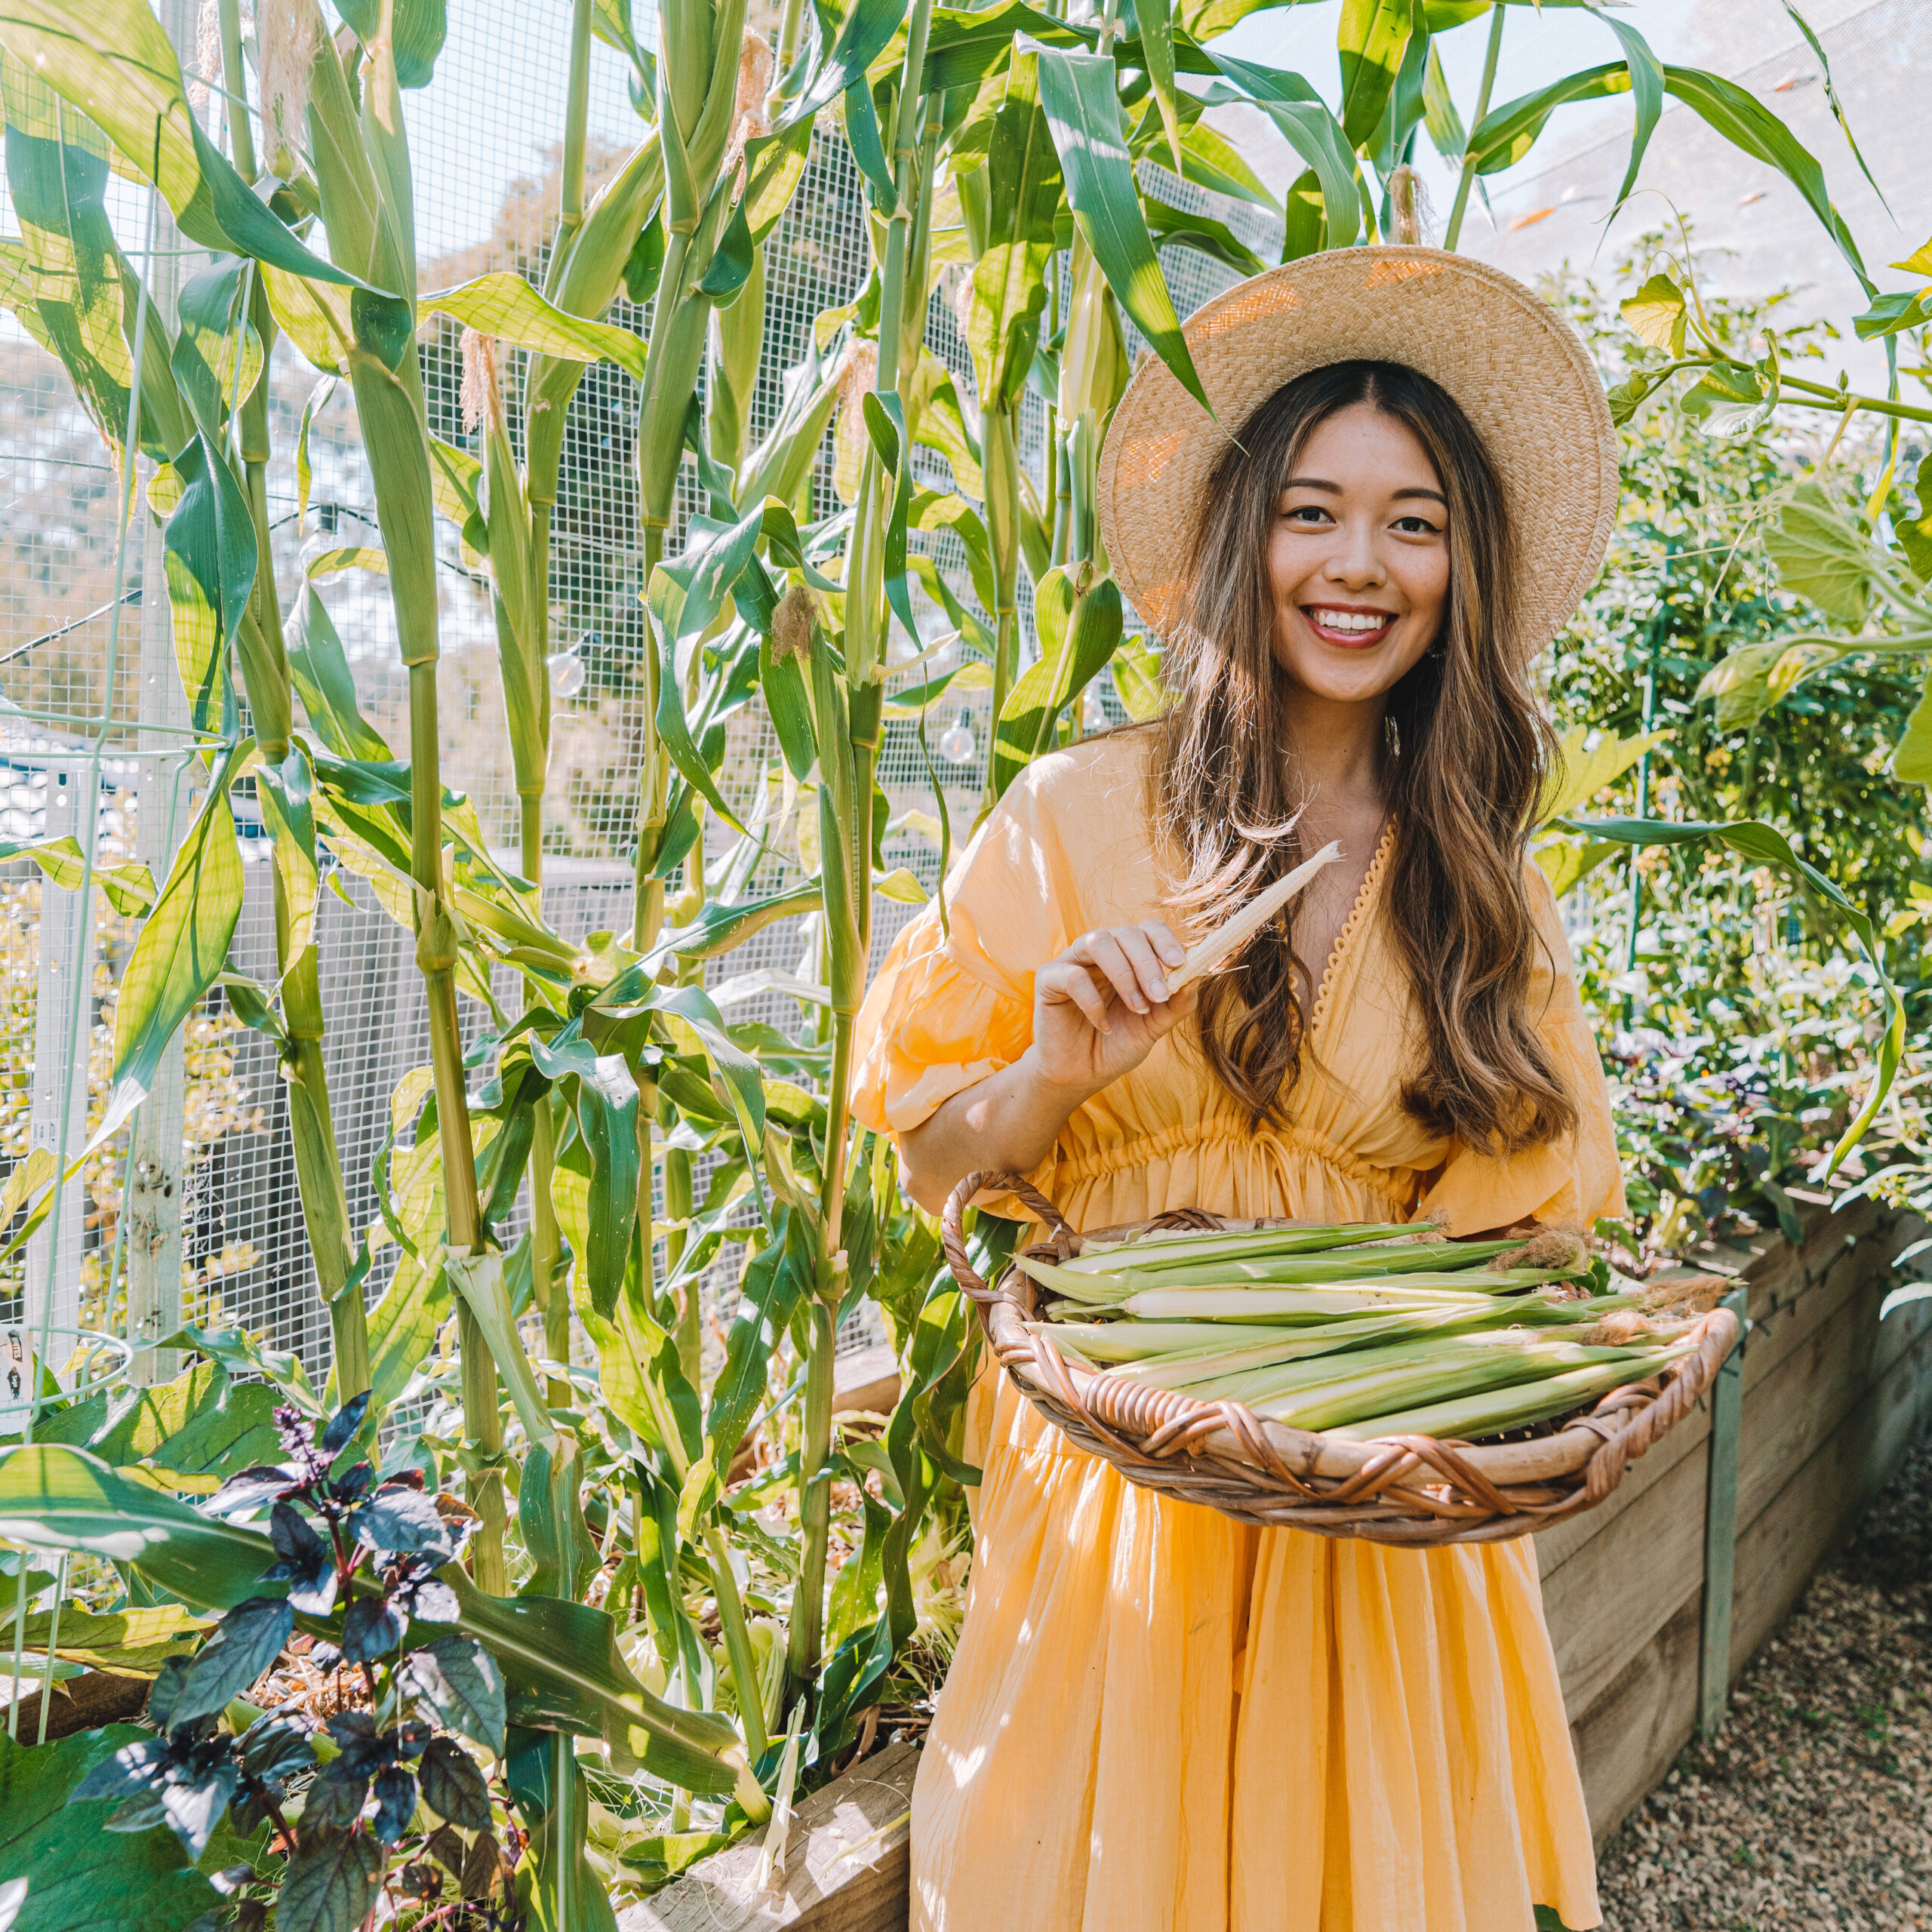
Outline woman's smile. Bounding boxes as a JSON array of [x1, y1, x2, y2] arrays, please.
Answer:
[[1299, 601, 1401, 648]]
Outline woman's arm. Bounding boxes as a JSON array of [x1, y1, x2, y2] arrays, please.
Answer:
[[899, 919, 1198, 1214]]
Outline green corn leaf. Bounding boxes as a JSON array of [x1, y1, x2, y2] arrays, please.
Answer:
[[531, 1030, 640, 1323], [1592, 11, 1663, 214], [1337, 0, 1414, 149], [1032, 43, 1212, 415], [863, 391, 918, 643], [1368, 0, 1429, 177], [287, 582, 393, 761], [334, 0, 449, 88], [257, 745, 321, 961], [1565, 814, 1903, 1175], [1466, 61, 1629, 177], [0, 0, 384, 293], [705, 1216, 811, 1466], [1205, 53, 1361, 250], [170, 259, 261, 438], [0, 836, 152, 915], [963, 51, 1063, 414], [1137, 0, 1187, 173], [362, 1247, 451, 1412], [657, 986, 771, 1217], [1777, 0, 1890, 214], [844, 75, 897, 209], [1420, 36, 1465, 165], [295, 376, 339, 526], [162, 433, 252, 743], [1143, 193, 1269, 276], [778, 0, 909, 133], [916, 2, 1095, 94], [0, 64, 136, 458], [907, 348, 985, 497], [992, 569, 1123, 797], [112, 740, 248, 1100], [1661, 65, 1871, 294], [1169, 113, 1281, 213], [445, 1250, 552, 1447], [424, 271, 648, 379]]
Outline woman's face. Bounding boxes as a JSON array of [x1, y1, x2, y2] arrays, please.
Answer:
[[1265, 401, 1451, 706]]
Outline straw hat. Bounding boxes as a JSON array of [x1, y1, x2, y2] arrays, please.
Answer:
[[1095, 245, 1620, 660]]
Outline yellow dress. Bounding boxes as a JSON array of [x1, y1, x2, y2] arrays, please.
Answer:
[[851, 731, 1626, 1932]]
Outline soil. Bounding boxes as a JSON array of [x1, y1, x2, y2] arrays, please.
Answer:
[[1595, 1435, 1932, 1930]]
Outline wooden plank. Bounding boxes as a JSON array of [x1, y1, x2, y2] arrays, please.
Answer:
[[1571, 1590, 1703, 1844], [619, 1740, 918, 1931], [1546, 1211, 1924, 1722], [1570, 1306, 1932, 1845], [834, 1344, 902, 1420]]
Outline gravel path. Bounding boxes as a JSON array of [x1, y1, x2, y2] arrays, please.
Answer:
[[1595, 1435, 1932, 1930]]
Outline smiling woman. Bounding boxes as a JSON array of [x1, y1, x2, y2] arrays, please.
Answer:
[[856, 247, 1627, 1932]]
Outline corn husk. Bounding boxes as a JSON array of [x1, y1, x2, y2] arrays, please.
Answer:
[[1166, 841, 1344, 993]]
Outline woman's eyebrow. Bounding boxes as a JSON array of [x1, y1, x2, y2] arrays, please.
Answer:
[[1280, 477, 1448, 506]]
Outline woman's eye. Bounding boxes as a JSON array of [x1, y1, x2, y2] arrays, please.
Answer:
[[1282, 504, 1331, 525], [1392, 515, 1440, 535]]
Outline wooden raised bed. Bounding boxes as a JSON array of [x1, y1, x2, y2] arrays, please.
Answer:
[[638, 1196, 1929, 1924]]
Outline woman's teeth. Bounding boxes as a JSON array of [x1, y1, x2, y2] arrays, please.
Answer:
[[1306, 608, 1393, 635]]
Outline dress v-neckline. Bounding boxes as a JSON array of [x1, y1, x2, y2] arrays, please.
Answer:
[[1309, 820, 1395, 1037]]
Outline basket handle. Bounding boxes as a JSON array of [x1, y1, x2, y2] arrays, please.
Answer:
[[940, 1171, 1076, 1306]]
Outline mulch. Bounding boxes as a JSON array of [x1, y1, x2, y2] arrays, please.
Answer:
[[1595, 1435, 1932, 1930]]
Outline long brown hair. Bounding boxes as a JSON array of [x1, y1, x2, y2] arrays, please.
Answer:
[[1152, 358, 1577, 1155]]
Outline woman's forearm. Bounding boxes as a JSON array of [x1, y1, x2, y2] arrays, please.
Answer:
[[899, 1048, 1100, 1215]]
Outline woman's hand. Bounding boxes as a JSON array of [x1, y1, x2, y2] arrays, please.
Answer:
[[1029, 921, 1197, 1097]]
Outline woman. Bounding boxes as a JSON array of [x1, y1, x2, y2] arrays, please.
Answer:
[[851, 248, 1625, 1930]]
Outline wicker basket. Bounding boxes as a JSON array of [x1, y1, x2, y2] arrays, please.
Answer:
[[940, 1171, 1741, 1546]]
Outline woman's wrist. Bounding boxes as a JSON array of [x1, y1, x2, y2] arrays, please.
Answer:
[[1014, 1044, 1105, 1112]]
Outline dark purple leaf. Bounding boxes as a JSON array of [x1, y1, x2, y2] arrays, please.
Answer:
[[300, 1758, 370, 1834], [237, 1711, 315, 1785], [275, 1823, 386, 1932], [422, 1822, 466, 1876], [324, 1709, 376, 1747], [395, 1636, 506, 1755], [209, 1865, 256, 1897], [205, 1465, 300, 1517], [459, 1828, 502, 1900], [320, 1392, 372, 1457], [348, 1485, 454, 1559], [371, 1765, 417, 1844], [73, 1737, 169, 1804], [264, 1501, 337, 1616], [340, 1593, 406, 1664], [330, 1460, 375, 1504], [170, 1597, 294, 1726], [156, 1758, 242, 1860], [394, 1718, 431, 1760], [400, 1860, 441, 1900], [143, 1655, 195, 1732], [397, 1573, 461, 1626], [416, 1737, 491, 1832]]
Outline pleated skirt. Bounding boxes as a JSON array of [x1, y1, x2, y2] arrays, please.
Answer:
[[909, 1385, 1601, 1932]]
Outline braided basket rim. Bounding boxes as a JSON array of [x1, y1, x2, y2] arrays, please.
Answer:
[[940, 1172, 1740, 1545]]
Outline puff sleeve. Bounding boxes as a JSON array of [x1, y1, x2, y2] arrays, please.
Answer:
[[850, 764, 1075, 1140], [1415, 863, 1628, 1236]]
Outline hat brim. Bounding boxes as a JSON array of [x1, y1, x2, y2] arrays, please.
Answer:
[[1096, 247, 1620, 660]]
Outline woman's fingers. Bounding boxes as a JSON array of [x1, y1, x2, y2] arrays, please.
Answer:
[[1115, 926, 1177, 1007], [1081, 929, 1157, 1017], [1143, 919, 1187, 971], [1038, 958, 1115, 1033]]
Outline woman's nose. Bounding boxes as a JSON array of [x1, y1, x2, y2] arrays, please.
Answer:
[[1322, 521, 1386, 588]]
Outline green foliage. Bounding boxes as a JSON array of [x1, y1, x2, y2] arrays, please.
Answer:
[[0, 1726, 217, 1932]]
